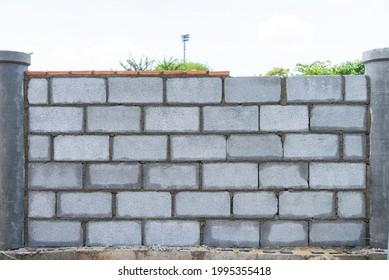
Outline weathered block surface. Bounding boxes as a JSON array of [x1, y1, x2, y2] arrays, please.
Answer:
[[337, 191, 366, 218], [28, 192, 55, 218], [29, 107, 83, 132], [52, 78, 106, 103], [29, 135, 51, 161], [86, 221, 141, 246], [175, 192, 230, 217], [344, 134, 366, 160], [260, 105, 308, 131], [284, 134, 339, 159], [233, 192, 277, 218], [259, 163, 308, 189], [167, 78, 222, 103], [145, 221, 200, 246], [54, 136, 109, 161], [261, 221, 308, 247], [227, 135, 282, 159], [28, 78, 48, 104], [113, 136, 167, 161], [345, 75, 367, 101], [145, 107, 199, 132]]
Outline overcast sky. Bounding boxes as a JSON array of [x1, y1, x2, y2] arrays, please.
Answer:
[[1, 0, 388, 76]]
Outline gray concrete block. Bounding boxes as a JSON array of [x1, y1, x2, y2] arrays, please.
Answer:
[[311, 105, 366, 131], [116, 192, 171, 218], [259, 163, 308, 189], [225, 77, 281, 103], [28, 221, 82, 247], [144, 164, 198, 190], [113, 136, 167, 161], [345, 75, 367, 101], [202, 163, 258, 189], [233, 192, 277, 218], [279, 191, 335, 218], [310, 221, 366, 246], [58, 192, 112, 218], [86, 163, 140, 189], [167, 78, 222, 103], [204, 220, 260, 248], [28, 78, 48, 104], [284, 134, 339, 159], [260, 105, 308, 131], [145, 220, 200, 246], [310, 163, 366, 189], [175, 192, 230, 217], [108, 77, 163, 103], [338, 191, 366, 218], [145, 107, 199, 132], [261, 221, 308, 247], [344, 134, 366, 160], [28, 135, 50, 161], [28, 191, 55, 218], [87, 106, 141, 132], [203, 106, 258, 132], [28, 163, 83, 190], [29, 107, 83, 132], [227, 135, 282, 160], [86, 221, 141, 246], [171, 135, 226, 161], [286, 76, 342, 102], [54, 135, 109, 161], [52, 78, 106, 104]]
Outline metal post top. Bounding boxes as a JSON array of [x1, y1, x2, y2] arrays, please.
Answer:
[[362, 47, 389, 64], [0, 50, 31, 66]]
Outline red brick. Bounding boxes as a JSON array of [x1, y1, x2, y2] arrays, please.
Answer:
[[70, 71, 93, 75], [162, 70, 184, 75], [186, 70, 208, 75], [138, 71, 161, 76], [93, 70, 115, 75], [47, 71, 71, 76], [209, 71, 230, 76], [116, 71, 138, 75], [25, 71, 47, 76]]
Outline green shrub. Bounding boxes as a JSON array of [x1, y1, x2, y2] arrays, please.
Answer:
[[155, 57, 209, 71], [295, 60, 364, 75], [120, 54, 155, 71], [265, 67, 290, 77]]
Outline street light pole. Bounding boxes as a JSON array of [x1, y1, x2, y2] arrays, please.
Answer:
[[181, 34, 190, 62]]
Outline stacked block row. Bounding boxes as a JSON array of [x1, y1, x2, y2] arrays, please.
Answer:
[[26, 75, 369, 248]]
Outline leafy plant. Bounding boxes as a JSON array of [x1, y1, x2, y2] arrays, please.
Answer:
[[265, 67, 290, 77], [331, 61, 364, 75], [120, 54, 155, 71], [295, 60, 364, 75], [155, 57, 181, 70], [155, 58, 209, 71]]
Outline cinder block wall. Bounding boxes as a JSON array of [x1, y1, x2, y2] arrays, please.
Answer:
[[25, 72, 369, 248]]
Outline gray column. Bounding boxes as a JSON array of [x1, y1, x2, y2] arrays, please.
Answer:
[[363, 48, 389, 249], [0, 51, 30, 250]]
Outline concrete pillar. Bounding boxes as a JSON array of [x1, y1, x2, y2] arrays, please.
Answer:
[[363, 48, 389, 249], [0, 50, 30, 250]]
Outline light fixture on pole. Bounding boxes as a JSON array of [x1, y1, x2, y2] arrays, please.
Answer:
[[181, 34, 190, 62]]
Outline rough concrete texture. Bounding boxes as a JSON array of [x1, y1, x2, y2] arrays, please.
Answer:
[[337, 191, 366, 218], [108, 77, 163, 103], [284, 134, 339, 159], [225, 77, 281, 103], [345, 75, 367, 101], [261, 221, 308, 247], [52, 78, 106, 104], [203, 106, 258, 132], [175, 192, 230, 217], [233, 192, 277, 218], [259, 163, 308, 189], [166, 78, 222, 103], [204, 220, 260, 248], [260, 105, 308, 131], [29, 107, 83, 132], [344, 134, 366, 160], [227, 134, 282, 159], [202, 163, 258, 189], [86, 221, 141, 246], [28, 135, 50, 161], [28, 191, 55, 218], [28, 78, 48, 104]]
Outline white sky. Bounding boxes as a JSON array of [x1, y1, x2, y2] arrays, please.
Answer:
[[1, 0, 388, 76]]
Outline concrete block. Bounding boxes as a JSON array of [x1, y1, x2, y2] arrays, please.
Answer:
[[225, 77, 281, 103], [113, 136, 167, 161], [87, 106, 141, 132], [279, 191, 335, 218], [259, 163, 308, 189], [86, 221, 141, 246], [144, 164, 198, 190], [227, 135, 282, 160], [260, 105, 308, 131], [28, 221, 82, 247], [54, 135, 109, 161], [145, 221, 200, 246], [286, 76, 342, 102], [202, 163, 258, 189], [28, 191, 55, 218], [203, 106, 258, 132], [204, 220, 260, 248], [310, 163, 366, 189], [311, 105, 366, 131], [52, 78, 106, 104], [261, 221, 308, 247], [175, 192, 230, 217], [57, 192, 112, 218], [338, 191, 366, 218], [310, 221, 366, 246], [28, 135, 50, 161], [344, 134, 366, 160], [167, 78, 222, 103], [108, 77, 163, 103], [233, 192, 277, 218], [345, 75, 367, 101], [145, 107, 199, 132], [86, 163, 140, 189], [284, 134, 339, 159], [28, 78, 48, 104], [171, 135, 226, 161], [117, 192, 171, 218], [28, 163, 83, 190], [29, 107, 83, 132]]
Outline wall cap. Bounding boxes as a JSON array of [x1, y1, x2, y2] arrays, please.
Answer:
[[0, 50, 31, 65], [362, 48, 389, 64]]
